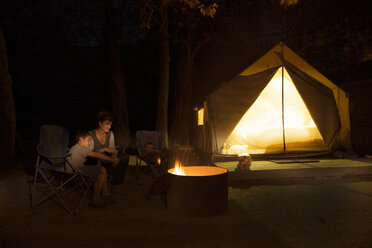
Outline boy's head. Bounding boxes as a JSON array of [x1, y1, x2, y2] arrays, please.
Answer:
[[145, 142, 154, 151], [76, 130, 92, 148]]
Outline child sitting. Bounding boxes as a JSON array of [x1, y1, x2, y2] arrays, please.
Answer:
[[67, 130, 119, 207]]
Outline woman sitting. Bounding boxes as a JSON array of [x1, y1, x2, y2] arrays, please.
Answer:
[[89, 110, 129, 194]]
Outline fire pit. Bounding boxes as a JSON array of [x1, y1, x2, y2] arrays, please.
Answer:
[[167, 165, 228, 217]]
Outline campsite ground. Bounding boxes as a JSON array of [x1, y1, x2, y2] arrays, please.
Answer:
[[1, 157, 372, 248]]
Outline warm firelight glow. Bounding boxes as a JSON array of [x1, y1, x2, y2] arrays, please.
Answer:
[[224, 67, 328, 154], [280, 0, 298, 7], [172, 159, 185, 176], [157, 157, 161, 165], [168, 166, 227, 177]]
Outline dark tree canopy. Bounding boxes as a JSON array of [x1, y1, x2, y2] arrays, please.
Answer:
[[0, 0, 370, 147]]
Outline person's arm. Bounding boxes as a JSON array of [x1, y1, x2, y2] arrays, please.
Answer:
[[109, 131, 115, 148], [89, 130, 95, 151], [99, 147, 118, 155], [89, 137, 94, 151], [88, 151, 119, 165]]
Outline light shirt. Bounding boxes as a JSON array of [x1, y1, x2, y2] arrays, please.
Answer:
[[66, 144, 92, 172]]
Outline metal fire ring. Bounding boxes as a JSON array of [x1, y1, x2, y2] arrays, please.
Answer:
[[167, 166, 228, 217]]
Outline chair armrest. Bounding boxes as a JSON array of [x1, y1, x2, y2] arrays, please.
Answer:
[[137, 144, 144, 156]]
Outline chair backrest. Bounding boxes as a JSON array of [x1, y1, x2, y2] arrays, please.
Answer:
[[136, 130, 162, 155], [38, 125, 70, 159]]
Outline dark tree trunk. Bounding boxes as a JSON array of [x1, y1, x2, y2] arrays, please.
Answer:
[[100, 0, 129, 146], [156, 3, 170, 149], [0, 27, 16, 160], [170, 30, 194, 146]]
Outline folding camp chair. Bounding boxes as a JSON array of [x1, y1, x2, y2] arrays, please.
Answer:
[[135, 130, 164, 184], [30, 125, 92, 215]]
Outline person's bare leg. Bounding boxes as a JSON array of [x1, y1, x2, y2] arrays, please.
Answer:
[[100, 167, 116, 203], [92, 168, 106, 204], [102, 168, 110, 196]]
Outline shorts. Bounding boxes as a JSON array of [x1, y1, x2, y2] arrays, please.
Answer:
[[80, 164, 102, 181]]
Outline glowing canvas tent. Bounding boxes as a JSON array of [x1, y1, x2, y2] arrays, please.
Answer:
[[197, 43, 351, 155]]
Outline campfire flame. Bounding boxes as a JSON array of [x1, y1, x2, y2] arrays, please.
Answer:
[[173, 159, 185, 176]]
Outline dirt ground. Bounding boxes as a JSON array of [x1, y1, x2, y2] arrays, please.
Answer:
[[1, 161, 372, 248]]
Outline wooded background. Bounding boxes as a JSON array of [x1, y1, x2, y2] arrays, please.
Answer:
[[0, 0, 370, 159]]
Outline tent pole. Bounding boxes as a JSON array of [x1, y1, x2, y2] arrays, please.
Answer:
[[281, 44, 286, 153], [207, 96, 219, 154]]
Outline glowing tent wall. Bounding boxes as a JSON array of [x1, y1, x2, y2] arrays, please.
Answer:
[[223, 67, 328, 154], [200, 43, 351, 155], [240, 43, 350, 152]]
